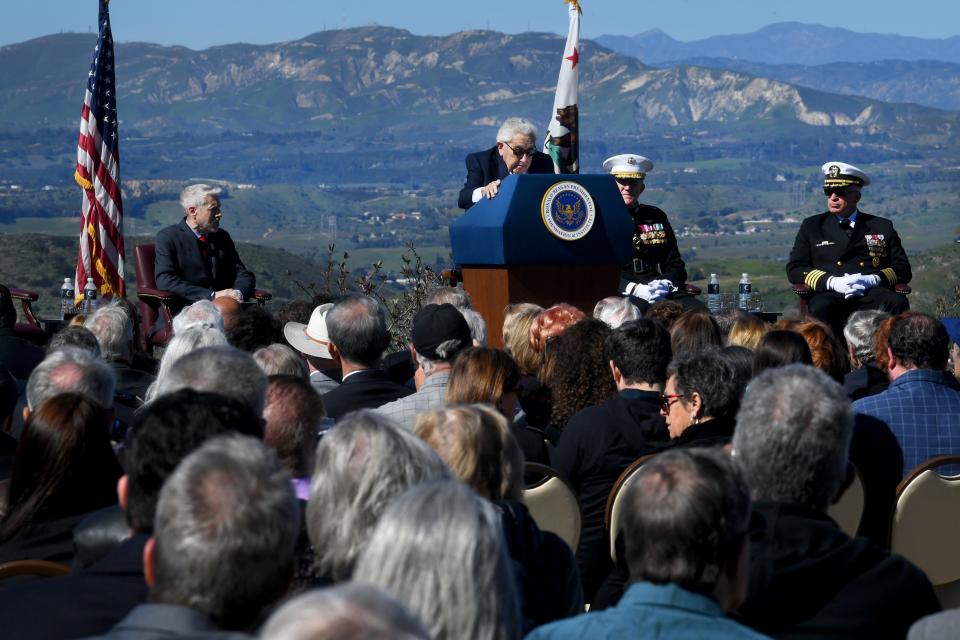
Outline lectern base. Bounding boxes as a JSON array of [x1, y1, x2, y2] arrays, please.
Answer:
[[461, 264, 620, 349]]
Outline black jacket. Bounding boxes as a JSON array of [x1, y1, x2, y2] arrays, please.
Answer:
[[737, 502, 939, 639], [670, 415, 736, 450], [552, 389, 671, 600], [320, 369, 414, 421], [786, 211, 911, 291], [154, 219, 255, 303], [619, 203, 687, 291], [457, 146, 555, 209]]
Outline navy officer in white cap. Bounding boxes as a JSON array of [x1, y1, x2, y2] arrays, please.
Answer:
[[787, 161, 911, 339], [603, 153, 699, 313]]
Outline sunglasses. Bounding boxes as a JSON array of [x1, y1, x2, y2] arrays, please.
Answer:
[[659, 393, 685, 412], [823, 186, 858, 198], [503, 141, 536, 158]]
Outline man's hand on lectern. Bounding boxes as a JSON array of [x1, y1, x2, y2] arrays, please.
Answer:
[[481, 179, 502, 200]]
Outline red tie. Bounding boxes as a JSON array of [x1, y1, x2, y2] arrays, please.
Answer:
[[198, 234, 210, 259]]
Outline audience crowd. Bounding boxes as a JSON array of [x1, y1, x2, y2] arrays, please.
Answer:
[[0, 280, 958, 639]]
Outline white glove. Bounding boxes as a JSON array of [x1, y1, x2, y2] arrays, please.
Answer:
[[648, 279, 675, 293], [623, 281, 662, 303], [857, 274, 881, 289], [827, 274, 865, 299]]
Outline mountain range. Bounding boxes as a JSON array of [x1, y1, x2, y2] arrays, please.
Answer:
[[596, 22, 960, 66]]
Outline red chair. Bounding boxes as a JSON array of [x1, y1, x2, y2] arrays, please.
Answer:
[[792, 282, 911, 315], [133, 244, 272, 353], [8, 287, 46, 345]]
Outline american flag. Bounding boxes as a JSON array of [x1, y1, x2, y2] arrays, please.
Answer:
[[75, 0, 125, 300]]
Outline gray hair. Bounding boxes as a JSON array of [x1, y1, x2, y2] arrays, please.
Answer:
[[172, 299, 224, 335], [732, 364, 853, 511], [152, 434, 299, 629], [260, 584, 429, 640], [254, 343, 309, 380], [623, 448, 751, 595], [496, 117, 538, 143], [145, 326, 229, 403], [461, 309, 487, 346], [179, 183, 221, 211], [668, 348, 743, 421], [843, 309, 889, 366], [414, 338, 464, 376], [150, 345, 267, 414], [84, 303, 133, 362], [306, 410, 452, 582], [326, 295, 390, 367], [46, 325, 101, 358], [26, 347, 115, 411], [594, 296, 642, 329], [426, 286, 472, 310], [354, 481, 522, 640]]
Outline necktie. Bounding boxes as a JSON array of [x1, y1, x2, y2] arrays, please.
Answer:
[[198, 234, 210, 259], [839, 218, 853, 237]]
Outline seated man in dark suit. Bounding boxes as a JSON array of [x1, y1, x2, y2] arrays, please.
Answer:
[[154, 183, 255, 305], [321, 295, 413, 420], [457, 117, 556, 210], [0, 284, 45, 382]]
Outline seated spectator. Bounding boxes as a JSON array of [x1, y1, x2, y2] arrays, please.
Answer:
[[752, 330, 813, 376], [426, 285, 472, 310], [444, 346, 547, 464], [414, 405, 583, 630], [661, 349, 742, 449], [22, 347, 115, 437], [283, 302, 341, 394], [171, 299, 224, 334], [0, 394, 121, 564], [552, 318, 673, 602], [541, 319, 616, 440], [321, 295, 412, 420], [527, 448, 763, 640], [529, 303, 586, 361], [148, 344, 267, 414], [791, 318, 849, 381], [593, 296, 641, 329], [873, 314, 897, 372], [0, 283, 45, 381], [263, 374, 324, 500], [715, 308, 749, 340], [643, 299, 686, 330], [734, 364, 940, 638], [260, 584, 429, 640], [502, 302, 547, 429], [669, 308, 722, 358], [462, 308, 487, 346], [254, 343, 309, 380], [940, 317, 960, 383], [305, 410, 451, 583], [0, 390, 264, 639], [227, 304, 276, 352], [726, 313, 768, 350], [720, 345, 755, 388], [377, 303, 472, 429], [96, 435, 298, 637], [842, 310, 891, 400], [854, 312, 960, 474], [353, 481, 522, 640], [46, 324, 101, 357], [143, 325, 228, 403], [85, 303, 155, 407]]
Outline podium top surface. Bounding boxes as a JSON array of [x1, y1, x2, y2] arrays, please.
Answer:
[[449, 174, 635, 266]]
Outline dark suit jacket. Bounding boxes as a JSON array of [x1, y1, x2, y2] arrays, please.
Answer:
[[321, 369, 414, 421], [0, 327, 45, 381], [154, 219, 255, 303], [0, 534, 149, 640], [89, 603, 253, 639], [786, 211, 912, 291], [457, 146, 555, 209]]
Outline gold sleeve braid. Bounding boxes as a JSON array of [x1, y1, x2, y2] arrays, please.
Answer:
[[804, 269, 828, 289]]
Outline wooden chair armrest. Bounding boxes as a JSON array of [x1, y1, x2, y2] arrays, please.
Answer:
[[792, 283, 813, 297], [136, 287, 177, 301], [254, 289, 272, 306], [7, 287, 38, 302], [682, 283, 702, 296], [894, 283, 911, 295], [8, 287, 42, 327]]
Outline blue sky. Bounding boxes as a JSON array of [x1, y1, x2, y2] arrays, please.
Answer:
[[4, 0, 958, 48]]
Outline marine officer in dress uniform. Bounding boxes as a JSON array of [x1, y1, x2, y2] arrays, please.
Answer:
[[604, 154, 699, 314], [787, 162, 911, 340]]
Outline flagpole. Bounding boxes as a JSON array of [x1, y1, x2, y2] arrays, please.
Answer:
[[543, 0, 581, 174]]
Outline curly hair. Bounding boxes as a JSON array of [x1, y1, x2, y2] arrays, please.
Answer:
[[792, 319, 849, 381], [543, 318, 616, 427], [528, 303, 586, 355]]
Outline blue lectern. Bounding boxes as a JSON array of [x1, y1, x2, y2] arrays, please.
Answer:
[[449, 174, 634, 347]]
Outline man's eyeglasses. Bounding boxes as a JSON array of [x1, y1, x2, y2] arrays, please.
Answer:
[[659, 393, 685, 412], [823, 187, 858, 198], [503, 141, 536, 158]]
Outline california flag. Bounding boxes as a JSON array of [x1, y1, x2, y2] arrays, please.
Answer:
[[543, 0, 581, 174]]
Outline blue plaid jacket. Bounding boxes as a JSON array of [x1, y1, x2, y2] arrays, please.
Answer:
[[853, 369, 960, 475]]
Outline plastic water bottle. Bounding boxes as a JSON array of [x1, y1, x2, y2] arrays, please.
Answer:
[[60, 277, 75, 319], [83, 279, 98, 314], [738, 273, 752, 311], [707, 273, 721, 314]]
